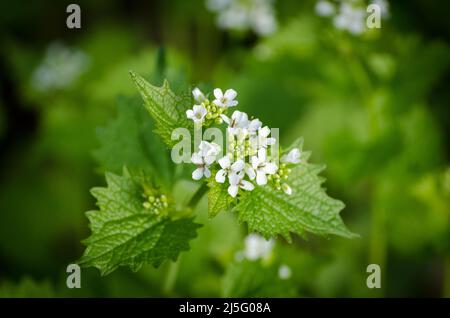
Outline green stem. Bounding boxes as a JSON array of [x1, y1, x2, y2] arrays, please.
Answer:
[[161, 183, 208, 294], [163, 260, 180, 295], [188, 182, 208, 208]]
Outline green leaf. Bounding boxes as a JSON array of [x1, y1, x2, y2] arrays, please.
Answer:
[[79, 169, 201, 275], [207, 180, 234, 217], [235, 139, 357, 242], [94, 95, 173, 185], [130, 71, 192, 147]]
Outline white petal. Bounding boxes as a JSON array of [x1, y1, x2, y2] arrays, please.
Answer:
[[204, 155, 216, 165], [251, 156, 259, 170], [192, 87, 205, 102], [227, 127, 238, 135], [231, 110, 242, 120], [193, 105, 207, 117], [203, 167, 211, 178], [259, 126, 270, 138], [218, 156, 231, 169], [263, 163, 278, 174], [228, 185, 239, 197], [213, 88, 223, 100], [231, 159, 244, 172], [237, 114, 249, 128], [228, 173, 241, 186], [267, 137, 276, 146], [186, 109, 194, 119], [191, 152, 203, 165], [224, 89, 237, 101], [258, 148, 267, 162], [227, 100, 238, 107], [220, 114, 231, 125], [248, 119, 262, 132], [213, 99, 225, 107], [199, 140, 211, 153], [192, 168, 204, 180], [212, 142, 222, 155], [256, 170, 267, 185], [215, 169, 227, 183], [245, 164, 256, 180], [282, 183, 292, 195], [240, 180, 254, 191]]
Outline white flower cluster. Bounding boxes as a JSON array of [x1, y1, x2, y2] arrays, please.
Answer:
[[186, 87, 302, 197], [315, 0, 389, 36], [31, 42, 90, 92], [206, 0, 277, 36]]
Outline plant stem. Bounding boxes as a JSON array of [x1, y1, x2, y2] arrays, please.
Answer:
[[163, 260, 180, 295], [188, 182, 208, 208]]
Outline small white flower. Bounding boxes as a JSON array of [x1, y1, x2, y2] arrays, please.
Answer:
[[213, 88, 238, 108], [31, 42, 90, 92], [191, 141, 220, 180], [371, 0, 390, 18], [244, 234, 274, 261], [251, 148, 278, 185], [199, 140, 221, 157], [250, 4, 278, 36], [256, 126, 276, 148], [221, 110, 249, 135], [333, 3, 366, 35], [186, 105, 207, 125], [247, 118, 262, 135], [315, 0, 335, 17], [281, 148, 301, 164], [281, 183, 292, 195], [215, 156, 245, 183], [192, 87, 207, 103], [228, 172, 254, 197], [278, 264, 292, 280]]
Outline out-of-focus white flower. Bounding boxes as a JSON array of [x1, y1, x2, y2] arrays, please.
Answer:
[[250, 3, 278, 36], [281, 148, 301, 164], [213, 88, 238, 108], [228, 172, 254, 197], [31, 42, 89, 92], [278, 264, 292, 279], [191, 141, 220, 180], [371, 0, 389, 18], [186, 105, 208, 125], [244, 234, 274, 260], [217, 4, 249, 31], [206, 0, 277, 36], [333, 3, 366, 35], [192, 87, 207, 103], [206, 0, 232, 11], [315, 0, 335, 17], [251, 148, 278, 185]]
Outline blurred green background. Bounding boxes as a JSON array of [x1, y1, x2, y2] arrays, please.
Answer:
[[0, 0, 449, 297]]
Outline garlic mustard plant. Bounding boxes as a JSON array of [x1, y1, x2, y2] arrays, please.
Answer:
[[78, 72, 357, 276]]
